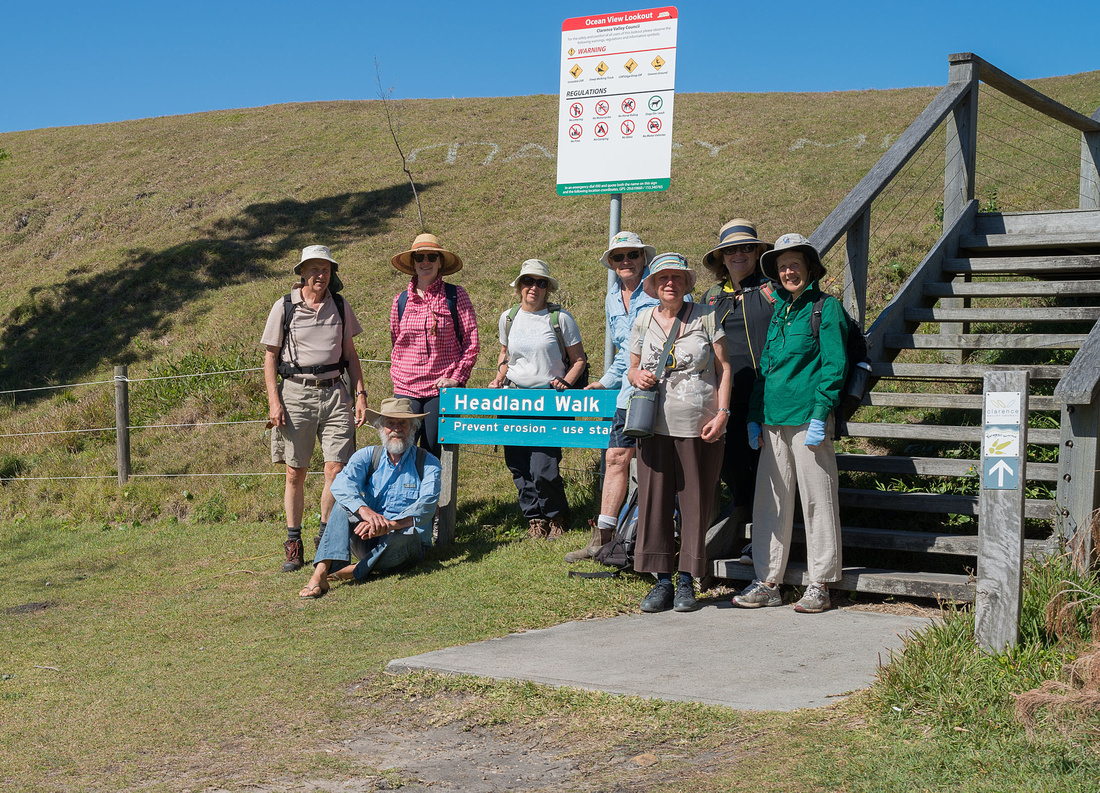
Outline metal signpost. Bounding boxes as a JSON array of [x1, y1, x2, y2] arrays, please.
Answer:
[[976, 371, 1029, 652]]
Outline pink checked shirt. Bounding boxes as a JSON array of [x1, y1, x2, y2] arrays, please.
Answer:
[[389, 278, 480, 398]]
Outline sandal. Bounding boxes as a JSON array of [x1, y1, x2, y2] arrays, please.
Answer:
[[298, 580, 329, 599]]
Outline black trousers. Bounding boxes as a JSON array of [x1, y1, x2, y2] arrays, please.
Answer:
[[503, 445, 568, 520]]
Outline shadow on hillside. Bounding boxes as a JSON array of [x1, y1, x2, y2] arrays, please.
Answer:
[[0, 182, 435, 396]]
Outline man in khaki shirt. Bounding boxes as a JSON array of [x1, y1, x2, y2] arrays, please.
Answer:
[[261, 245, 368, 571]]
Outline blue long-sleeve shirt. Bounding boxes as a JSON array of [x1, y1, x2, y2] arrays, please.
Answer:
[[601, 269, 659, 409], [330, 444, 442, 546]]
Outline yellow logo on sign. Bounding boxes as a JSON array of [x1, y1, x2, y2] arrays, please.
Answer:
[[624, 58, 638, 73], [596, 61, 609, 76], [568, 48, 575, 56], [651, 55, 666, 70], [570, 64, 583, 79]]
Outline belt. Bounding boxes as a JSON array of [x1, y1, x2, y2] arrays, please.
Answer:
[[286, 375, 341, 388]]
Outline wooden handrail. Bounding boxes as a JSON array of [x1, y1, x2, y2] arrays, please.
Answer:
[[1054, 318, 1100, 405], [949, 53, 1100, 133]]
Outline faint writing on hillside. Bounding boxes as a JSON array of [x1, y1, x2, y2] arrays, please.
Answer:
[[405, 134, 900, 166]]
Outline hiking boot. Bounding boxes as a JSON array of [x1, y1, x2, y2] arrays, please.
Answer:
[[640, 580, 674, 613], [733, 580, 782, 608], [564, 520, 600, 562], [547, 516, 568, 540], [739, 542, 753, 565], [281, 538, 304, 572], [673, 576, 698, 612], [527, 518, 549, 539], [793, 583, 831, 613]]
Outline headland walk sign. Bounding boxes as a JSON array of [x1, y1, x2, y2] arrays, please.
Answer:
[[437, 388, 617, 449], [556, 7, 678, 196]]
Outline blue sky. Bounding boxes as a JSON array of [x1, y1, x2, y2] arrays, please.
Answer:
[[3, 0, 1098, 133]]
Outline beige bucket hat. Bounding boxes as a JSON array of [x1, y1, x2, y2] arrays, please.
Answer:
[[599, 230, 657, 270], [294, 244, 343, 292], [510, 259, 560, 293], [391, 233, 463, 276], [760, 232, 825, 282]]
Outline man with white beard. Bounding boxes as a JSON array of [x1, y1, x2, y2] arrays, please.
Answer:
[[298, 398, 442, 599]]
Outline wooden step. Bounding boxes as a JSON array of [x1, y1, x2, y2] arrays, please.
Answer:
[[837, 488, 1056, 519], [943, 255, 1100, 274], [870, 363, 1067, 380], [904, 306, 1100, 322], [959, 232, 1100, 251], [733, 522, 1054, 553], [884, 333, 1086, 350], [861, 392, 1060, 411], [924, 280, 1100, 298], [837, 454, 1058, 481], [712, 562, 975, 601], [976, 209, 1100, 237], [845, 422, 1059, 444]]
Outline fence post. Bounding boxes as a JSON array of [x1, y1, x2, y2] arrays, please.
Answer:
[[975, 370, 1029, 652], [843, 209, 869, 329], [436, 444, 459, 546], [114, 365, 131, 485], [1081, 123, 1100, 209]]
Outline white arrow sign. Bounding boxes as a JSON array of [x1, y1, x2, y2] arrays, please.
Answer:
[[989, 458, 1014, 487]]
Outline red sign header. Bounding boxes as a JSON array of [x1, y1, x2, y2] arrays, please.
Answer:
[[562, 6, 677, 32]]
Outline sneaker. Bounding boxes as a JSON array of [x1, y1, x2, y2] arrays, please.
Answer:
[[546, 516, 568, 540], [739, 542, 753, 565], [673, 577, 698, 612], [640, 581, 674, 613], [733, 580, 782, 608], [281, 538, 304, 572], [527, 518, 549, 539], [793, 583, 831, 613]]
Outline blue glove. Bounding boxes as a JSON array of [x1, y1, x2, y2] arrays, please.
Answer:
[[747, 422, 762, 450], [805, 418, 826, 447]]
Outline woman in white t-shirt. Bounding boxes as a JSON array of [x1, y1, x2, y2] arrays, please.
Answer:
[[490, 259, 588, 539], [627, 253, 732, 613]]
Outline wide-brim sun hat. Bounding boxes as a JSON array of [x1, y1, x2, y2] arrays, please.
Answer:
[[294, 244, 343, 292], [364, 397, 430, 424], [510, 259, 560, 293], [760, 232, 825, 283], [702, 219, 772, 271], [391, 233, 463, 276], [599, 230, 657, 270], [642, 253, 697, 298]]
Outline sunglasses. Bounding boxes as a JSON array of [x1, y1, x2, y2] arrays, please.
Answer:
[[413, 252, 441, 263], [610, 250, 644, 263], [723, 243, 759, 254], [519, 276, 550, 289]]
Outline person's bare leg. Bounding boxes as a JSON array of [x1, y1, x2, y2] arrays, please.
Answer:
[[285, 466, 308, 529], [601, 447, 634, 517], [320, 461, 344, 524]]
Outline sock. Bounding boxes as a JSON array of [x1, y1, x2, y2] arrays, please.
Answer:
[[318, 521, 327, 537], [677, 571, 693, 587], [597, 514, 617, 530], [656, 572, 672, 583], [286, 526, 302, 541]]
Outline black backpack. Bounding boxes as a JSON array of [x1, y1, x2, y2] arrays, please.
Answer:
[[277, 292, 348, 378], [592, 487, 641, 571], [397, 282, 465, 345], [809, 294, 871, 437]]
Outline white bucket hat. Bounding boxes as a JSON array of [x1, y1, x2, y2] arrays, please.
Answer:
[[599, 231, 657, 270], [760, 233, 825, 283], [510, 259, 560, 293], [294, 244, 343, 292]]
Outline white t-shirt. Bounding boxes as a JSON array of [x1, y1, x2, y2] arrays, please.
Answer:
[[498, 306, 583, 388]]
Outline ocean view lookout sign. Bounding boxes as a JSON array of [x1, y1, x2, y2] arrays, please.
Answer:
[[437, 388, 617, 449], [556, 7, 678, 196]]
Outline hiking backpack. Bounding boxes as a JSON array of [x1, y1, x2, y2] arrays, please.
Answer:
[[504, 303, 590, 388], [396, 282, 465, 345], [277, 292, 349, 378], [809, 294, 871, 437]]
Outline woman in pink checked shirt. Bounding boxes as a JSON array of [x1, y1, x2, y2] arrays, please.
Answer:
[[389, 233, 480, 457]]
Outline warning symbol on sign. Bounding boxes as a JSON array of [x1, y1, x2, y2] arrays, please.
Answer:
[[595, 121, 608, 138], [568, 48, 576, 56], [596, 61, 609, 76], [651, 55, 666, 70], [595, 100, 609, 116], [621, 97, 636, 113], [647, 117, 662, 134], [569, 103, 583, 119], [570, 64, 583, 79], [568, 124, 583, 140], [624, 58, 638, 73], [621, 119, 635, 136]]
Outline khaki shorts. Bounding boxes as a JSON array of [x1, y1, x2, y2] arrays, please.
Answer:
[[270, 378, 355, 468]]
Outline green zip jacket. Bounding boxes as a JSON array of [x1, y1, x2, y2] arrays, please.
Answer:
[[748, 281, 848, 426]]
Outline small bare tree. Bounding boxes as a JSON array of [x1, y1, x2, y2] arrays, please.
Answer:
[[375, 58, 425, 231]]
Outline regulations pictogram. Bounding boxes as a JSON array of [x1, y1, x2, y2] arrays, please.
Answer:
[[621, 97, 636, 113], [570, 64, 583, 79], [595, 100, 609, 116], [596, 61, 609, 76], [651, 55, 666, 70], [569, 124, 583, 140], [621, 120, 635, 136], [648, 95, 663, 112], [569, 103, 583, 118], [624, 58, 638, 73], [647, 117, 662, 133], [595, 121, 609, 138]]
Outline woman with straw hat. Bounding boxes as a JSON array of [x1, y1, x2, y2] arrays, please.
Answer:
[[490, 259, 588, 539], [389, 233, 480, 458]]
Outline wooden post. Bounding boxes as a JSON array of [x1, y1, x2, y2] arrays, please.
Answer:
[[975, 370, 1029, 652], [1057, 402, 1100, 561], [1081, 125, 1100, 209], [436, 444, 459, 546], [844, 209, 869, 329], [114, 365, 131, 485]]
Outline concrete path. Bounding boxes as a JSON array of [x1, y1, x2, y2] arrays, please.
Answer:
[[387, 600, 931, 710]]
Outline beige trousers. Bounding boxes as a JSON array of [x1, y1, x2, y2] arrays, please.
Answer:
[[751, 419, 842, 584]]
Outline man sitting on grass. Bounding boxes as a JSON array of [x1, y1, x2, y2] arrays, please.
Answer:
[[298, 398, 441, 599]]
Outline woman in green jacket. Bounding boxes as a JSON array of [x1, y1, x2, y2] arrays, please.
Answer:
[[732, 233, 848, 614]]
